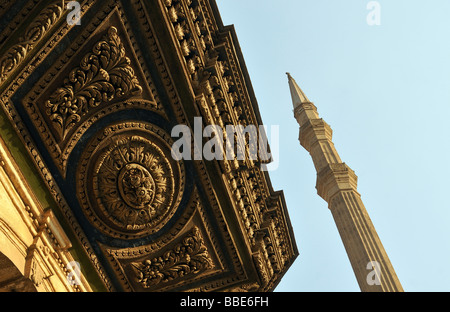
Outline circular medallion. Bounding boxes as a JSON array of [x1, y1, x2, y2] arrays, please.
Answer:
[[118, 163, 156, 209], [77, 122, 184, 239]]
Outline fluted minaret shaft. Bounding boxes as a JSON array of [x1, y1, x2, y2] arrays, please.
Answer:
[[287, 73, 403, 292]]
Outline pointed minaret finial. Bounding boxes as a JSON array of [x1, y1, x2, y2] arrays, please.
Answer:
[[286, 73, 310, 109], [288, 73, 404, 292]]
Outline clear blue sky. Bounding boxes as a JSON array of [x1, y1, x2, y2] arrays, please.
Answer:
[[216, 0, 450, 292]]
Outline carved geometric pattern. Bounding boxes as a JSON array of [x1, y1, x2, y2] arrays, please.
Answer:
[[131, 227, 214, 288], [46, 26, 143, 140]]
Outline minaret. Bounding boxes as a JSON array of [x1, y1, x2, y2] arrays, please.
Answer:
[[287, 73, 403, 292]]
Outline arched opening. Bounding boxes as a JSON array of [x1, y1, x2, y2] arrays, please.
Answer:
[[0, 252, 37, 292]]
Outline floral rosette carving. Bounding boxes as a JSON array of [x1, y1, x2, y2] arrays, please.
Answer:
[[77, 122, 184, 239]]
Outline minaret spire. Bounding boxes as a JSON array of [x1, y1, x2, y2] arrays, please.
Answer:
[[287, 73, 403, 292], [287, 72, 310, 108]]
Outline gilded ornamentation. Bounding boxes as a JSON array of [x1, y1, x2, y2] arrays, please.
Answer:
[[95, 136, 171, 231], [118, 163, 156, 209], [45, 27, 142, 140], [131, 227, 213, 288], [77, 122, 184, 239], [0, 1, 64, 84], [0, 0, 298, 292]]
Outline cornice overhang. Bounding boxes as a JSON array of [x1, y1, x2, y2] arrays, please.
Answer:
[[0, 0, 298, 292]]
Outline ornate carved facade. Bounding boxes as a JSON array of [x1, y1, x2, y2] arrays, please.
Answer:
[[0, 0, 297, 292]]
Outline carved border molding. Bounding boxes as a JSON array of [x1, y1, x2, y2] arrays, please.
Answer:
[[0, 134, 92, 292], [0, 0, 131, 292], [99, 189, 229, 292], [0, 0, 66, 84], [22, 9, 163, 176]]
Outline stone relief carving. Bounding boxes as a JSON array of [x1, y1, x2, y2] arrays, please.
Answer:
[[131, 227, 214, 288], [95, 136, 173, 232], [45, 26, 142, 140], [77, 121, 184, 239], [0, 0, 297, 291], [0, 1, 65, 83]]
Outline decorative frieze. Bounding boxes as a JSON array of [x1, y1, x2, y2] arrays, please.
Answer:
[[0, 0, 66, 84], [131, 227, 214, 288]]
